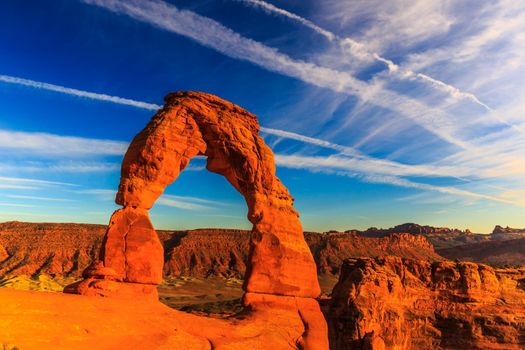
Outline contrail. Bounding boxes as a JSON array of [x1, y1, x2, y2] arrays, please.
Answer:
[[237, 0, 494, 111], [80, 0, 475, 150], [0, 74, 161, 111]]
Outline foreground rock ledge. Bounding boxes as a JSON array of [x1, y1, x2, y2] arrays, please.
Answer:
[[63, 91, 328, 349], [0, 288, 323, 350]]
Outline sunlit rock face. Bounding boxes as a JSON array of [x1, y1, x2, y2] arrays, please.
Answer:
[[64, 91, 328, 349], [327, 257, 525, 350]]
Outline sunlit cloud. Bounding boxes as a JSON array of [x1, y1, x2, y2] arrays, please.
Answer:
[[81, 0, 485, 150], [0, 129, 127, 156], [237, 0, 492, 110], [0, 74, 161, 110]]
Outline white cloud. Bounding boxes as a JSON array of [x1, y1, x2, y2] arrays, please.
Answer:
[[81, 0, 481, 150], [0, 129, 128, 156], [0, 202, 36, 208], [0, 74, 161, 111], [0, 176, 76, 187], [239, 0, 491, 111], [156, 194, 222, 211], [3, 194, 76, 202], [274, 153, 514, 205]]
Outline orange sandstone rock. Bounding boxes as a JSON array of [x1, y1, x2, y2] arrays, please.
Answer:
[[105, 91, 319, 298], [328, 256, 525, 350], [101, 207, 164, 284], [64, 91, 328, 349]]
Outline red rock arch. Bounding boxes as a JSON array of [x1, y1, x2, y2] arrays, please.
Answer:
[[65, 92, 327, 349], [68, 91, 319, 298]]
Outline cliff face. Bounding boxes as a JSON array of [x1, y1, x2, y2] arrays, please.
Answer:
[[0, 221, 104, 278], [363, 223, 525, 250], [438, 238, 525, 267], [327, 257, 525, 350], [0, 222, 441, 280], [306, 232, 442, 275]]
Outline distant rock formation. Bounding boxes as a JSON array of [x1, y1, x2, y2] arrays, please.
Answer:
[[327, 257, 525, 350], [64, 91, 328, 349], [363, 222, 525, 250], [438, 238, 525, 267], [0, 223, 442, 280], [362, 222, 463, 236], [0, 221, 103, 278], [306, 232, 442, 276], [493, 225, 525, 234]]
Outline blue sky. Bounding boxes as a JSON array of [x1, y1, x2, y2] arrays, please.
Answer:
[[0, 0, 524, 233]]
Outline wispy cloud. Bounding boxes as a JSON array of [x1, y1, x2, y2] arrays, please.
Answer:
[[0, 202, 35, 208], [237, 0, 493, 111], [0, 129, 127, 156], [0, 74, 161, 110], [81, 0, 481, 150], [0, 176, 76, 187], [274, 154, 514, 205], [156, 194, 223, 211], [3, 194, 76, 202], [0, 161, 120, 173]]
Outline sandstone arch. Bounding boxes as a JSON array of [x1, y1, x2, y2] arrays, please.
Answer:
[[65, 91, 328, 349]]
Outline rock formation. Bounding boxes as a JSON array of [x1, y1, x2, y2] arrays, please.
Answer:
[[493, 225, 525, 235], [0, 222, 444, 281], [327, 257, 525, 350], [307, 232, 442, 276], [64, 91, 328, 349], [438, 237, 525, 267]]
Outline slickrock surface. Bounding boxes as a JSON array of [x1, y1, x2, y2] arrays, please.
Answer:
[[0, 288, 321, 350], [327, 257, 525, 350], [64, 91, 328, 349]]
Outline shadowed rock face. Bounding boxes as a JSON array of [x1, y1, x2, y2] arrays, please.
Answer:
[[438, 237, 525, 267], [327, 257, 525, 350], [64, 91, 328, 349]]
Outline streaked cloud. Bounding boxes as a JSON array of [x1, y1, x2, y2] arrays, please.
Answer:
[[273, 153, 513, 205], [0, 176, 76, 187], [0, 202, 36, 208], [81, 0, 485, 150], [0, 129, 127, 156], [3, 194, 76, 202], [0, 74, 161, 110], [157, 194, 223, 211], [238, 0, 491, 110]]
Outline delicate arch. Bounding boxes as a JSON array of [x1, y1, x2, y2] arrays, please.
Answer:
[[103, 91, 319, 298]]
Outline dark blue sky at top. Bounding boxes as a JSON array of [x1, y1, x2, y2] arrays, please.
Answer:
[[0, 0, 522, 233]]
